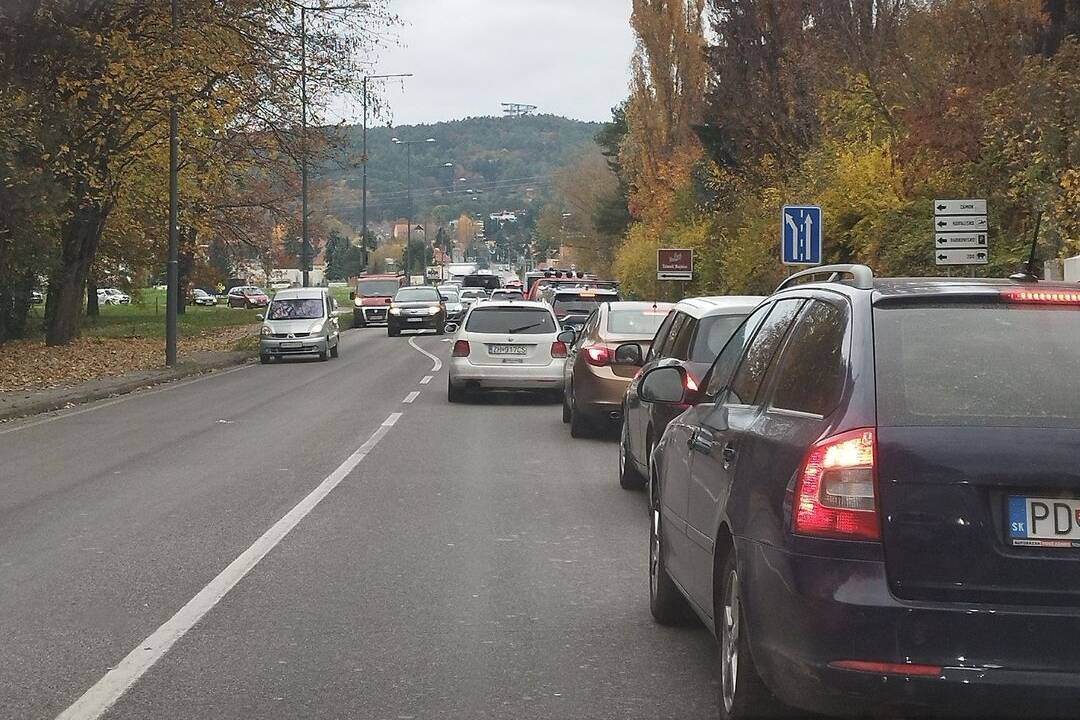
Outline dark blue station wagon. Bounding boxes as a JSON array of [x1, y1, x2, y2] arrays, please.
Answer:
[[641, 265, 1080, 718]]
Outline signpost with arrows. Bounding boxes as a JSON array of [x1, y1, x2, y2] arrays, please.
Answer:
[[934, 199, 988, 267]]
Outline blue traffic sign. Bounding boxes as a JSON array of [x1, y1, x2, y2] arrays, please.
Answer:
[[782, 205, 822, 265]]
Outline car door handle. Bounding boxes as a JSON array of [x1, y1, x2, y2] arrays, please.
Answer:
[[721, 442, 737, 469], [688, 430, 714, 454]]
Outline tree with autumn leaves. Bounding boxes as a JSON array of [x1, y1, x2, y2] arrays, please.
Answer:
[[595, 0, 1079, 297], [0, 0, 393, 345]]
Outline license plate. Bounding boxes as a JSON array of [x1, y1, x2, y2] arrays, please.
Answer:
[[407, 317, 424, 323], [1008, 496, 1080, 547], [489, 344, 527, 356], [281, 341, 301, 348]]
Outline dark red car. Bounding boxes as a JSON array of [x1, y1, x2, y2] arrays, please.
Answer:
[[226, 286, 269, 308]]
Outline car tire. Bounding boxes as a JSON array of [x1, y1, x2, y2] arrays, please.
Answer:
[[330, 341, 339, 359], [447, 378, 464, 403], [388, 326, 400, 337], [561, 392, 572, 423], [260, 354, 271, 365], [319, 349, 329, 362], [717, 554, 780, 720], [354, 312, 366, 328], [434, 322, 445, 336], [619, 422, 646, 490], [650, 481, 692, 625], [569, 392, 592, 439]]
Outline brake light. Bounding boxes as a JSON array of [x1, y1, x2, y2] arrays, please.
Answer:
[[1001, 289, 1080, 305], [583, 346, 611, 366], [452, 340, 470, 357], [793, 428, 880, 541], [551, 341, 568, 358]]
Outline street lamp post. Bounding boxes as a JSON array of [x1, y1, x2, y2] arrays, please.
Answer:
[[297, 3, 368, 287], [361, 73, 412, 252], [391, 136, 435, 285]]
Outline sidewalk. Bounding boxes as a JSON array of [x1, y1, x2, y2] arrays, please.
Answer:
[[0, 350, 253, 422]]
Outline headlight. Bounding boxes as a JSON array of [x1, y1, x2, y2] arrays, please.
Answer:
[[311, 321, 324, 333], [389, 307, 402, 315], [353, 298, 363, 308], [260, 325, 272, 337], [427, 306, 440, 315]]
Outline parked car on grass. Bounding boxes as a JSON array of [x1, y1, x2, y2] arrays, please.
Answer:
[[227, 286, 269, 308], [562, 301, 673, 438], [187, 288, 217, 307], [642, 265, 1080, 719], [96, 288, 131, 305], [259, 287, 339, 363], [620, 295, 764, 490]]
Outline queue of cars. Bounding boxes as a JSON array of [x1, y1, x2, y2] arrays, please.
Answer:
[[434, 264, 1080, 718]]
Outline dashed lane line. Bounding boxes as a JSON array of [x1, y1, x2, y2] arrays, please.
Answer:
[[420, 376, 433, 385], [403, 391, 419, 404]]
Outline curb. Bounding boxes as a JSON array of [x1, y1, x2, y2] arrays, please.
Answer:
[[0, 352, 255, 423]]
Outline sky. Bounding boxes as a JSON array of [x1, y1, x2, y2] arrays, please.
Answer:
[[328, 0, 636, 127]]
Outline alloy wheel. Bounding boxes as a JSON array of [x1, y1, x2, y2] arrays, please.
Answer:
[[721, 568, 740, 714]]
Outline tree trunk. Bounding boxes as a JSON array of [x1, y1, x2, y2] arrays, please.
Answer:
[[45, 202, 108, 346], [86, 275, 99, 317]]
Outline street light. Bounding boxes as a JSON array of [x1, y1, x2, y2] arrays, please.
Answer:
[[361, 73, 412, 251], [391, 137, 436, 284], [297, 2, 369, 287]]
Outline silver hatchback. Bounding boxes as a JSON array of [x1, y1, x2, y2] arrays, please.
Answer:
[[259, 288, 340, 363]]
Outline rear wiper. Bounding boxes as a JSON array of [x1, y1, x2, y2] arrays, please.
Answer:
[[509, 322, 545, 333]]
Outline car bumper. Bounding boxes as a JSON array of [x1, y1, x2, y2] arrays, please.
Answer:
[[741, 539, 1080, 717], [388, 314, 441, 329], [260, 336, 328, 357], [449, 356, 565, 390], [572, 367, 632, 420]]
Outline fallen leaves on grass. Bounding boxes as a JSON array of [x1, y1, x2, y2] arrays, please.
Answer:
[[0, 325, 259, 392]]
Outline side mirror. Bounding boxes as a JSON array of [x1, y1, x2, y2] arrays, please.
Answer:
[[639, 365, 695, 405], [256, 313, 264, 321], [556, 329, 576, 345], [613, 342, 644, 366], [349, 291, 355, 300]]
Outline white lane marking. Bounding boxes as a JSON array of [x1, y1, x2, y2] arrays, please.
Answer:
[[420, 376, 433, 385], [0, 364, 253, 436], [55, 412, 401, 720], [403, 391, 419, 404], [407, 336, 442, 372]]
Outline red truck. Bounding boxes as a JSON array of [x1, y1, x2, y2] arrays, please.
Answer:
[[350, 274, 406, 327]]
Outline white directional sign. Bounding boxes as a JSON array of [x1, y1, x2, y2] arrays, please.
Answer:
[[934, 199, 987, 216], [935, 248, 989, 266], [935, 214, 988, 232], [934, 198, 989, 266], [935, 232, 988, 249]]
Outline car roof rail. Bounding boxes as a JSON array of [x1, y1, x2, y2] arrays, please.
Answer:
[[774, 264, 874, 293]]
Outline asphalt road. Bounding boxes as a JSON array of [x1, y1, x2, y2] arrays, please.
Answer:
[[0, 328, 718, 719]]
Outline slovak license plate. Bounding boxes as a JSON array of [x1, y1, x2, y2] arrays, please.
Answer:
[[489, 344, 526, 356], [1008, 496, 1080, 548], [281, 341, 301, 348]]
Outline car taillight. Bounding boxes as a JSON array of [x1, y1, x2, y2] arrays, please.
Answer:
[[452, 340, 470, 357], [551, 341, 568, 358], [1001, 289, 1080, 305], [583, 346, 611, 366], [793, 428, 880, 541]]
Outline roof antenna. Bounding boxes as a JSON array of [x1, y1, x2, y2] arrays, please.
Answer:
[[1010, 211, 1042, 282]]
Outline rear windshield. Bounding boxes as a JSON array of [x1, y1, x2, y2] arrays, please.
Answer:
[[874, 304, 1080, 428], [690, 314, 747, 362], [607, 308, 669, 336], [267, 298, 324, 320], [465, 307, 556, 334], [395, 287, 440, 302]]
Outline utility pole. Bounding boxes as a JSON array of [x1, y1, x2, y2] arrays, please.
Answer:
[[165, 0, 179, 366], [391, 136, 436, 285], [361, 73, 412, 252]]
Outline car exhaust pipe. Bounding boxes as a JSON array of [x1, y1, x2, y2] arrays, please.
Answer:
[[608, 411, 622, 421]]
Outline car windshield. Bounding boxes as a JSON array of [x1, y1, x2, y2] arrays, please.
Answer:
[[357, 279, 400, 296], [689, 314, 748, 362], [267, 298, 324, 320], [440, 291, 460, 302], [875, 304, 1080, 428], [461, 290, 486, 299], [394, 288, 440, 303], [607, 308, 670, 336], [465, 307, 556, 334], [553, 296, 608, 315]]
